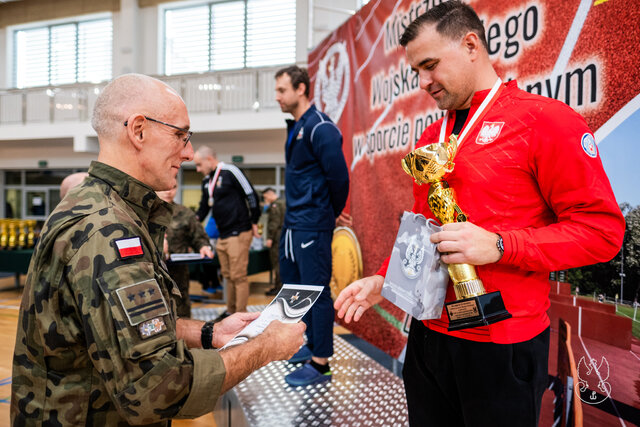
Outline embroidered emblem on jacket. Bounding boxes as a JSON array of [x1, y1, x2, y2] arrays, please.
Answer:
[[581, 133, 598, 158], [476, 122, 505, 145], [114, 237, 144, 259]]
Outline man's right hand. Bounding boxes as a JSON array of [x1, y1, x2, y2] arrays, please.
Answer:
[[260, 320, 306, 361], [218, 320, 305, 393], [334, 275, 385, 323]]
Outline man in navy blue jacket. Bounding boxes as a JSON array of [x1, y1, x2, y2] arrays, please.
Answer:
[[274, 65, 350, 386]]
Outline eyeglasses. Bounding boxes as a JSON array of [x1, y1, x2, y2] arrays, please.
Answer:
[[124, 116, 193, 147]]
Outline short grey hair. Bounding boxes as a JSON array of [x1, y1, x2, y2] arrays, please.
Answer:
[[91, 74, 167, 139], [196, 146, 216, 159]]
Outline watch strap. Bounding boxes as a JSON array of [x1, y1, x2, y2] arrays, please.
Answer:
[[201, 320, 215, 349], [496, 233, 504, 259]]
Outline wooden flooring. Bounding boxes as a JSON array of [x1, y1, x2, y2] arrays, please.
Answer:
[[0, 272, 278, 427]]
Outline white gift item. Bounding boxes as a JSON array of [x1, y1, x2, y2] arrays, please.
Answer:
[[381, 211, 449, 320], [221, 284, 323, 349]]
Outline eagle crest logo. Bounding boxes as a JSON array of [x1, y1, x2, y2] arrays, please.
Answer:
[[476, 121, 505, 145], [576, 355, 611, 405]]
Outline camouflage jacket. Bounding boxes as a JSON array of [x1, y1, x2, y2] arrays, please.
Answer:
[[166, 204, 210, 255], [12, 161, 225, 426], [265, 198, 285, 241]]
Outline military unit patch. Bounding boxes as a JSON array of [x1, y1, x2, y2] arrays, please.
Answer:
[[114, 237, 144, 259], [115, 279, 169, 326], [139, 317, 167, 339]]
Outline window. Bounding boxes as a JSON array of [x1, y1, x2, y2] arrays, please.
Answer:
[[2, 169, 85, 219], [14, 17, 112, 88], [164, 0, 296, 75]]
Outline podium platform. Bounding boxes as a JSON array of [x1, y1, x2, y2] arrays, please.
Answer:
[[192, 307, 409, 427]]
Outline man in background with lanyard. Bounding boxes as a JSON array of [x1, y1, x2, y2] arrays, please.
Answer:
[[195, 146, 261, 320], [334, 2, 624, 425]]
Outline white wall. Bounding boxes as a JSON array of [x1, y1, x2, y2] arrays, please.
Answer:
[[310, 0, 359, 48], [112, 0, 139, 77]]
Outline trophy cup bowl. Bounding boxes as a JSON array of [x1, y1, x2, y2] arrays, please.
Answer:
[[402, 137, 511, 331]]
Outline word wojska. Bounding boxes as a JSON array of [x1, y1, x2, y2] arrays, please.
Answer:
[[370, 62, 420, 110]]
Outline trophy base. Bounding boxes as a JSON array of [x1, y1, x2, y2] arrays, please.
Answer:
[[445, 291, 511, 331]]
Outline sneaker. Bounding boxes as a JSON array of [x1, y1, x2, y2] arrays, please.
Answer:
[[285, 363, 332, 387], [288, 345, 313, 364], [202, 286, 223, 294]]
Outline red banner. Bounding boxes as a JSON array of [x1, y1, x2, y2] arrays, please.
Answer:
[[309, 0, 640, 357]]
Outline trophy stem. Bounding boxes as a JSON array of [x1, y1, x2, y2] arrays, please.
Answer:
[[447, 263, 485, 299], [452, 278, 485, 299]]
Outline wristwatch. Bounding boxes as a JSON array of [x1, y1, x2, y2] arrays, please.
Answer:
[[496, 233, 504, 259], [201, 320, 216, 349]]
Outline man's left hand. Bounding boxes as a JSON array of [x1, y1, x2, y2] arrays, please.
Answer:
[[252, 224, 260, 238], [213, 312, 260, 348], [430, 222, 502, 265]]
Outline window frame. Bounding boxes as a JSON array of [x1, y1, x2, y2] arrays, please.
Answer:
[[160, 0, 296, 76], [9, 12, 113, 89]]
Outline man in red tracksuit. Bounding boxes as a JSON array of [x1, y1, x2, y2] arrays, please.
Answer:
[[334, 2, 625, 426]]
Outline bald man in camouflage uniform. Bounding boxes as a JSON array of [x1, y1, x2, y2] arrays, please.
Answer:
[[158, 186, 213, 318], [11, 74, 305, 426]]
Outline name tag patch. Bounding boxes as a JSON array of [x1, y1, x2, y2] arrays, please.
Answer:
[[139, 317, 167, 339], [115, 279, 169, 326]]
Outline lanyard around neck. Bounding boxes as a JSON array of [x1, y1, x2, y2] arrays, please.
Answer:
[[208, 162, 224, 199], [438, 78, 504, 149]]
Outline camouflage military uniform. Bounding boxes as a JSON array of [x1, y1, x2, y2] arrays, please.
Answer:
[[165, 204, 210, 318], [12, 162, 225, 426], [265, 198, 285, 290]]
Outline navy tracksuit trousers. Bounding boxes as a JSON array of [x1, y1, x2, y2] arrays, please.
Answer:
[[279, 227, 334, 358]]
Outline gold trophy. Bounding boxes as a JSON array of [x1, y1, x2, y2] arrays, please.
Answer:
[[27, 220, 36, 248], [7, 220, 18, 249], [0, 220, 8, 249], [17, 220, 27, 249], [402, 135, 511, 331]]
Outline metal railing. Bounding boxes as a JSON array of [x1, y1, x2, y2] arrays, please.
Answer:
[[0, 66, 281, 126]]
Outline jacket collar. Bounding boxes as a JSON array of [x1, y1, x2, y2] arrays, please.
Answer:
[[88, 161, 172, 232], [463, 79, 517, 111], [286, 104, 318, 130]]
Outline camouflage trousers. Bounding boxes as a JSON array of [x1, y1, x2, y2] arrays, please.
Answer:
[[269, 234, 282, 290], [167, 264, 191, 318]]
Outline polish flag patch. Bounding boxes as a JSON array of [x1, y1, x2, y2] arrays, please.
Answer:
[[114, 237, 144, 259]]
